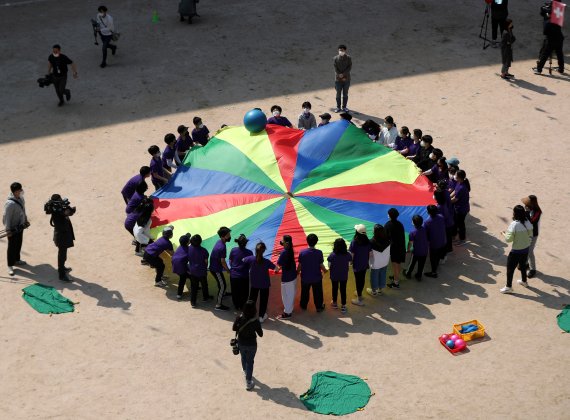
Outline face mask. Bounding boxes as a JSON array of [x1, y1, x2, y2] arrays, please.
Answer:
[[303, 108, 310, 114], [53, 53, 60, 57], [339, 51, 346, 56], [368, 134, 377, 140], [19, 192, 24, 198], [420, 141, 426, 147], [429, 153, 435, 160], [273, 111, 280, 117], [198, 124, 204, 129]]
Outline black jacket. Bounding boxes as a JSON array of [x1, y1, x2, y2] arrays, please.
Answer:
[[233, 316, 263, 346], [51, 213, 75, 248]]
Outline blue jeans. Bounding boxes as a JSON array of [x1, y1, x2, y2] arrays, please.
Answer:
[[370, 267, 387, 290], [240, 344, 257, 381], [335, 80, 350, 108]]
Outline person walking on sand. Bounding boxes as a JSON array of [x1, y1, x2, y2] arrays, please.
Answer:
[[500, 19, 516, 79], [522, 195, 542, 279], [232, 300, 263, 391], [500, 205, 533, 294]]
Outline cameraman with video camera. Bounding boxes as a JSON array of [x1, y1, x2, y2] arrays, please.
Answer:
[[2, 182, 30, 276], [535, 1, 565, 74], [45, 194, 76, 282]]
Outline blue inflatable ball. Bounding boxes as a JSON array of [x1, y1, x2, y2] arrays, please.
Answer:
[[446, 340, 455, 349], [243, 108, 267, 133]]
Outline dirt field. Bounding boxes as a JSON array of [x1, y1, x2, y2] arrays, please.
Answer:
[[1, 0, 569, 418]]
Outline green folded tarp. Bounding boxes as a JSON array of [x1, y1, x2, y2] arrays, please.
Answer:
[[300, 371, 372, 415], [22, 284, 75, 314], [557, 305, 570, 333]]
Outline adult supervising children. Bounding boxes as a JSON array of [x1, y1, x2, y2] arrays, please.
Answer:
[[3, 182, 29, 276], [333, 44, 352, 112], [386, 208, 406, 289], [500, 205, 533, 293], [276, 235, 297, 319], [244, 242, 278, 323], [522, 195, 542, 278]]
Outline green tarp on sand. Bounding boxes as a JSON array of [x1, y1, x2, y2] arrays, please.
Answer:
[[300, 371, 372, 415], [22, 284, 75, 314], [557, 305, 570, 333]]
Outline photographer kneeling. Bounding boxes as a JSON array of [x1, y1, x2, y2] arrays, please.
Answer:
[[45, 194, 76, 282]]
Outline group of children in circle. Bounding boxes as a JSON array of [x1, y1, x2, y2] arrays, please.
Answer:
[[119, 110, 472, 322]]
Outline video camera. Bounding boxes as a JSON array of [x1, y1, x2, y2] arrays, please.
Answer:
[[44, 195, 76, 216], [37, 74, 54, 88], [540, 1, 553, 19]]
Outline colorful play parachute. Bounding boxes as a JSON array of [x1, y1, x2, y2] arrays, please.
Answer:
[[151, 120, 434, 262]]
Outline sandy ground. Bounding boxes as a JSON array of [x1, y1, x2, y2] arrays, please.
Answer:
[[1, 0, 569, 418]]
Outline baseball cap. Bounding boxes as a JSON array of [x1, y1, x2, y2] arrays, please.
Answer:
[[354, 224, 367, 234]]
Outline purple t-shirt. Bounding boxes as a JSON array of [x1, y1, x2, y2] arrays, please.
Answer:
[[409, 226, 429, 257], [145, 237, 173, 257], [229, 247, 253, 278], [327, 252, 352, 282], [298, 248, 324, 284], [124, 211, 139, 233], [437, 203, 454, 228], [277, 250, 297, 283], [454, 183, 470, 215], [394, 136, 413, 154], [187, 245, 209, 277], [209, 239, 227, 272], [408, 142, 421, 157], [150, 156, 164, 178], [176, 133, 193, 154], [171, 245, 189, 275], [424, 214, 447, 250], [192, 126, 210, 146], [349, 240, 371, 272], [121, 174, 142, 201], [243, 256, 276, 289], [267, 116, 292, 127], [125, 191, 144, 214], [162, 145, 176, 169]]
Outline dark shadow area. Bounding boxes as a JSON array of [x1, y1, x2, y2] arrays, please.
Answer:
[[507, 78, 556, 95], [253, 380, 306, 412], [0, 0, 554, 143], [14, 263, 132, 310]]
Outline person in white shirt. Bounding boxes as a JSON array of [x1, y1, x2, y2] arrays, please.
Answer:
[[367, 224, 391, 296], [133, 210, 153, 258], [96, 5, 117, 68], [378, 116, 398, 147]]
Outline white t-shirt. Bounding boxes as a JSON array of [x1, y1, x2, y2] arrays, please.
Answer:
[[369, 245, 391, 269], [97, 14, 114, 36], [134, 219, 152, 245], [379, 126, 398, 147]]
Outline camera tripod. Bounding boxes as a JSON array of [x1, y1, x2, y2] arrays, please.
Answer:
[[532, 38, 562, 75], [479, 4, 492, 50]]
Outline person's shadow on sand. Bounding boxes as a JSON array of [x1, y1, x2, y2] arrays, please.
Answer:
[[15, 263, 131, 310], [253, 379, 306, 411]]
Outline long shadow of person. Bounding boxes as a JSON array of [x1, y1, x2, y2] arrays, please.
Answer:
[[253, 379, 306, 412], [16, 263, 131, 310]]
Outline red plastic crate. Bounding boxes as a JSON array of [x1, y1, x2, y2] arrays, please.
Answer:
[[439, 334, 467, 354]]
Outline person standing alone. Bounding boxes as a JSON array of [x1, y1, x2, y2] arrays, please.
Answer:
[[3, 183, 29, 276], [96, 6, 117, 68], [48, 45, 78, 107], [333, 44, 352, 113]]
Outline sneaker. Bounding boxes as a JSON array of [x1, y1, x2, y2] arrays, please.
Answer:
[[155, 280, 167, 287], [8, 266, 14, 276], [517, 279, 529, 288], [331, 302, 338, 309], [176, 294, 182, 300], [340, 305, 347, 314], [59, 274, 72, 282], [58, 100, 64, 107], [316, 304, 325, 313], [334, 107, 341, 113], [215, 304, 230, 311], [65, 267, 72, 273], [191, 302, 197, 308], [342, 107, 349, 112], [141, 259, 150, 265], [533, 68, 542, 75], [366, 288, 378, 296], [246, 380, 254, 390], [506, 73, 515, 78], [527, 269, 536, 278], [440, 256, 448, 265], [491, 40, 499, 48], [388, 282, 400, 289], [100, 62, 107, 68], [404, 270, 412, 279], [277, 312, 292, 319], [135, 251, 144, 257], [15, 260, 27, 266], [351, 298, 364, 306], [558, 69, 565, 74], [424, 272, 438, 278], [161, 275, 169, 281], [500, 286, 513, 294]]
